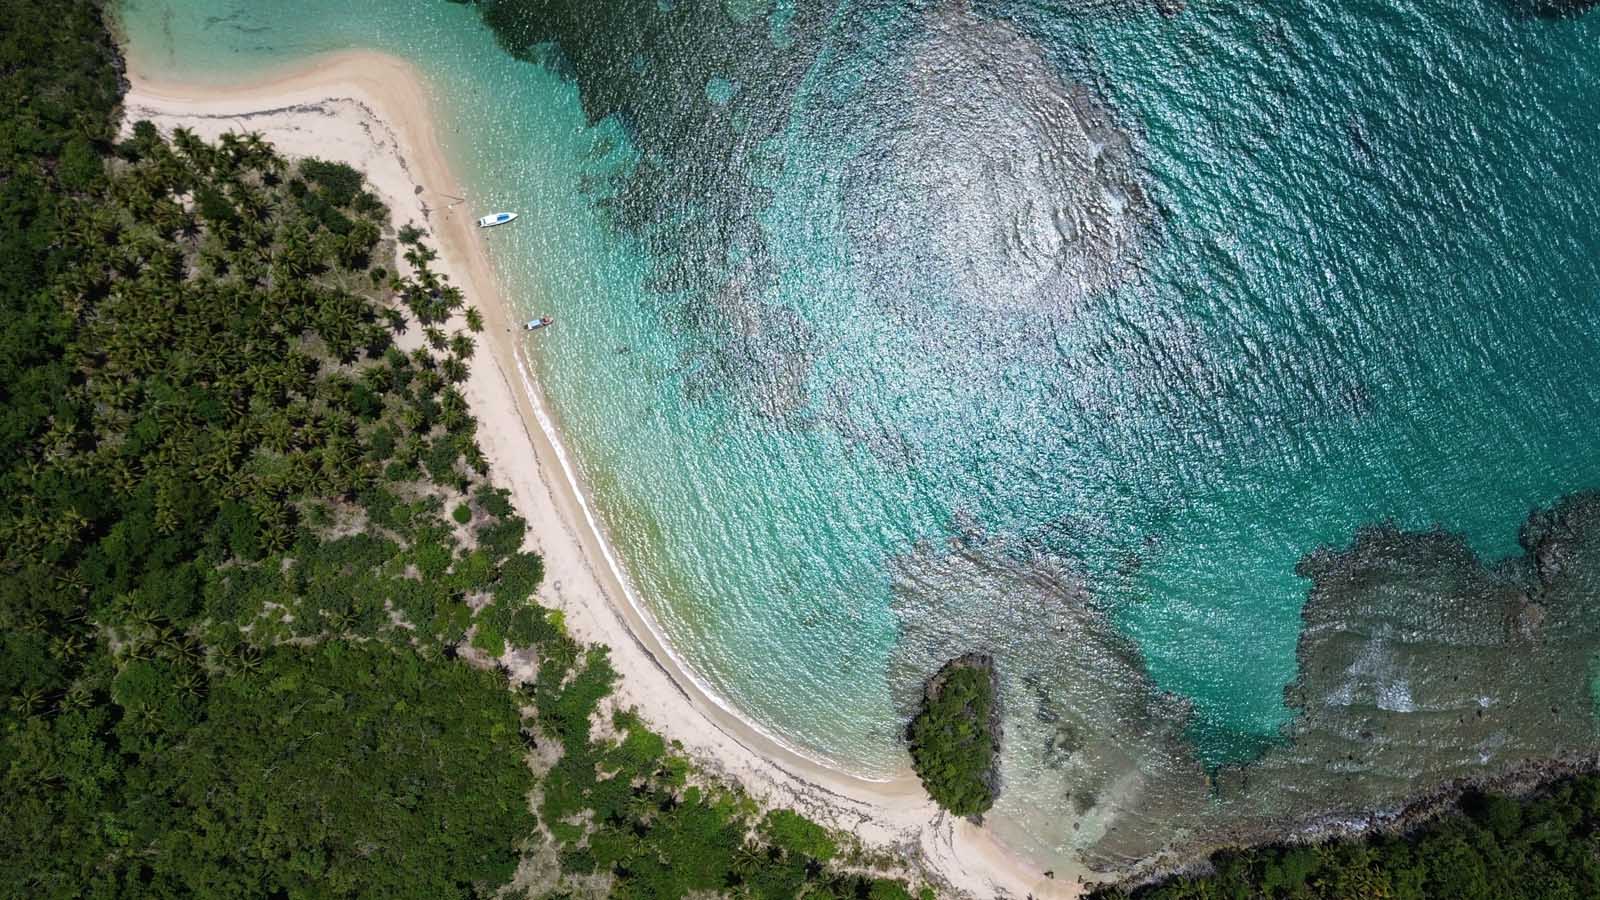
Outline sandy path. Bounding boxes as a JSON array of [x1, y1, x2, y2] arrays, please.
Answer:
[[119, 49, 1083, 900]]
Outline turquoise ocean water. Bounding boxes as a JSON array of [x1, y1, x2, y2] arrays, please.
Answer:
[[118, 0, 1600, 870]]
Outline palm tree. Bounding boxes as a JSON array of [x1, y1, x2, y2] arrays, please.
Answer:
[[197, 445, 236, 489], [125, 639, 158, 663], [171, 126, 212, 172], [276, 224, 317, 278], [403, 244, 438, 268], [222, 469, 259, 502], [153, 493, 179, 536], [325, 607, 357, 634], [240, 131, 277, 172], [440, 286, 466, 313], [382, 308, 409, 335], [57, 683, 96, 714], [360, 365, 391, 393], [11, 686, 50, 718], [439, 406, 468, 434], [257, 506, 294, 553], [175, 667, 207, 698], [399, 405, 426, 435], [463, 307, 485, 333], [732, 843, 769, 877], [235, 645, 263, 674], [231, 181, 272, 222], [415, 369, 444, 397], [50, 633, 87, 661], [448, 331, 475, 360], [462, 442, 488, 475], [51, 568, 89, 597]]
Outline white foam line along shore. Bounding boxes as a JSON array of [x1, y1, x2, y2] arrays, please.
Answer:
[[118, 47, 1086, 900]]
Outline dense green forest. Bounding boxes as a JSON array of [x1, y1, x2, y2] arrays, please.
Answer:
[[1090, 774, 1600, 899], [0, 2, 926, 897], [906, 656, 997, 819]]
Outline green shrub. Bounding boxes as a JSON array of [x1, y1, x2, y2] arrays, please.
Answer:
[[1094, 777, 1600, 900], [762, 809, 837, 862], [868, 879, 916, 900], [196, 184, 236, 223], [57, 135, 104, 190], [298, 158, 364, 206]]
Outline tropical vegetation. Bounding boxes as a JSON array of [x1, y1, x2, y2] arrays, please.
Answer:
[[0, 1, 928, 897], [907, 656, 998, 819], [1090, 775, 1600, 900]]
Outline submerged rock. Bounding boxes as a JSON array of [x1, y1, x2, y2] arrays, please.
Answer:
[[888, 537, 1210, 871], [891, 493, 1600, 878], [1508, 0, 1600, 19], [1217, 507, 1600, 821], [843, 2, 1150, 324]]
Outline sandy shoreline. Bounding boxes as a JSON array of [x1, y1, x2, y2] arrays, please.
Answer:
[[119, 48, 1083, 899]]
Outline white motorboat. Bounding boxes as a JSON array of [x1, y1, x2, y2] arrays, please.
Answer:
[[477, 211, 518, 228], [523, 316, 553, 331]]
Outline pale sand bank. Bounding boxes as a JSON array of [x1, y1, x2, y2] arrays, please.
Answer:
[[119, 49, 1084, 900]]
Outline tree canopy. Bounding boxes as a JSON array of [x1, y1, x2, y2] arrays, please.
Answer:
[[1091, 775, 1600, 900], [0, 3, 929, 898], [907, 656, 998, 819]]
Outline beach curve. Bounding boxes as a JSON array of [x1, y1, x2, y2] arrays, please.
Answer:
[[117, 47, 1084, 899]]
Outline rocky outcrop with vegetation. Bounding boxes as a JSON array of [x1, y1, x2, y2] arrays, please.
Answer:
[[907, 653, 1001, 820]]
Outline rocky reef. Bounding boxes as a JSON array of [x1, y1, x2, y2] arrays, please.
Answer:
[[842, 2, 1150, 324], [888, 536, 1211, 871], [891, 491, 1600, 876], [477, 0, 1150, 423], [1221, 493, 1600, 825]]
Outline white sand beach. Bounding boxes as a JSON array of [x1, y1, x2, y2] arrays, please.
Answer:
[[120, 49, 1084, 900]]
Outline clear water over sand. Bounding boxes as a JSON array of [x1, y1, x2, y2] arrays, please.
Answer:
[[118, 0, 1600, 870]]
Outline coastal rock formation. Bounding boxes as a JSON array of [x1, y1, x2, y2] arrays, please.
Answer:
[[892, 493, 1600, 878], [888, 538, 1210, 872], [906, 653, 1003, 819], [1215, 494, 1600, 829]]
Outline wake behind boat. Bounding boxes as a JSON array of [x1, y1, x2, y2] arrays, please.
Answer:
[[477, 211, 518, 228]]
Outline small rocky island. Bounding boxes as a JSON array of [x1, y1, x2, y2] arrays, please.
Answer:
[[907, 653, 1001, 819]]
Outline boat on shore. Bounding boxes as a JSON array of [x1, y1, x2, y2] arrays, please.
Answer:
[[524, 316, 553, 331], [477, 211, 518, 228]]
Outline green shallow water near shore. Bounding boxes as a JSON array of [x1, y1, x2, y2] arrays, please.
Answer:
[[118, 0, 1600, 872]]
